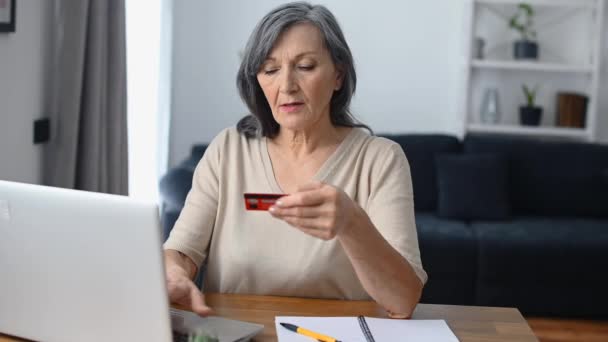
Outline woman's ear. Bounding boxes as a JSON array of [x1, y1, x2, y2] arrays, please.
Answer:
[[334, 67, 344, 91]]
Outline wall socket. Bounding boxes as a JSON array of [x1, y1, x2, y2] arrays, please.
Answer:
[[34, 118, 50, 144]]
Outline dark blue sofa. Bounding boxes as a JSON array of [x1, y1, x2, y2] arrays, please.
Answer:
[[159, 133, 608, 318]]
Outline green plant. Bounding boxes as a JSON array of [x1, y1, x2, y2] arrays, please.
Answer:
[[509, 3, 537, 41], [522, 85, 539, 107], [188, 334, 218, 342], [188, 329, 218, 342]]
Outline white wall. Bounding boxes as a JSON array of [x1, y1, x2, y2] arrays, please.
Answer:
[[0, 0, 51, 183], [170, 0, 608, 165], [169, 0, 464, 166]]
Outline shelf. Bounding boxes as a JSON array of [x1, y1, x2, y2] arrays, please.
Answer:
[[474, 0, 597, 9], [467, 124, 589, 139], [471, 59, 594, 73], [464, 0, 603, 141]]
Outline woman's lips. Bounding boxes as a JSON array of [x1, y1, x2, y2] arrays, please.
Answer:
[[279, 102, 304, 113]]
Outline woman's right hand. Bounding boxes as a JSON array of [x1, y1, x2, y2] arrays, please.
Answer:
[[165, 262, 213, 317]]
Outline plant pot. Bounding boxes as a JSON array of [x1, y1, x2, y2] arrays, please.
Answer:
[[514, 40, 538, 60], [520, 106, 542, 126]]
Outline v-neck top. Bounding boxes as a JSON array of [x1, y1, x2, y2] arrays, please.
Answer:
[[260, 127, 359, 193], [164, 127, 427, 300]]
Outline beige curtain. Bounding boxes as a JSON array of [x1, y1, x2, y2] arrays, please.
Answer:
[[43, 0, 128, 195]]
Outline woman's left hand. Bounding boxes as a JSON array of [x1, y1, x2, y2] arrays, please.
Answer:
[[269, 181, 358, 240]]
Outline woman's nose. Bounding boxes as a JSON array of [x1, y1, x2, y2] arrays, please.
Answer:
[[279, 68, 298, 94]]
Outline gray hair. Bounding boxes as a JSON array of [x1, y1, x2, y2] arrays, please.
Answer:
[[236, 1, 371, 138]]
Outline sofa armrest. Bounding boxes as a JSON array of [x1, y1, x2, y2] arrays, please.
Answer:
[[159, 167, 193, 211]]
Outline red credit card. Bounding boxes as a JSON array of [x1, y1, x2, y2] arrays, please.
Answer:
[[244, 193, 286, 211]]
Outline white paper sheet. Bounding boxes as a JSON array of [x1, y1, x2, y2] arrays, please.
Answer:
[[275, 316, 459, 342]]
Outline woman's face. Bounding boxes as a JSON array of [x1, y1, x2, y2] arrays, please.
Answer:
[[257, 23, 343, 132]]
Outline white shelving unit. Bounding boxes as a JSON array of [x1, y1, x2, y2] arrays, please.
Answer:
[[461, 0, 605, 141], [471, 59, 594, 73], [477, 0, 596, 7]]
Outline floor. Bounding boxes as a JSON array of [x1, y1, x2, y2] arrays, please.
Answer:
[[526, 317, 608, 342]]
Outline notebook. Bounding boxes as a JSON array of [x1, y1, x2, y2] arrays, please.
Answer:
[[275, 316, 459, 342]]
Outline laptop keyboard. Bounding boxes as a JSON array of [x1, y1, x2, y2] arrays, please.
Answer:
[[173, 330, 219, 342], [172, 330, 190, 342]]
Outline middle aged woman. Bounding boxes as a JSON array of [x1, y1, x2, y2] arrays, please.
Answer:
[[163, 2, 427, 319]]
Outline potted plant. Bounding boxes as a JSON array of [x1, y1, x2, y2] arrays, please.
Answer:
[[509, 3, 538, 60], [520, 85, 542, 126]]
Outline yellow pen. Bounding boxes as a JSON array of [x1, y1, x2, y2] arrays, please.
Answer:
[[280, 322, 342, 342]]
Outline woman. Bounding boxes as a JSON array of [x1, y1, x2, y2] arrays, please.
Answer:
[[163, 2, 426, 319]]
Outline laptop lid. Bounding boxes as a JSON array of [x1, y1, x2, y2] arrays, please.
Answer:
[[0, 180, 173, 342]]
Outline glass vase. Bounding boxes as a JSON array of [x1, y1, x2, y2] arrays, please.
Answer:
[[480, 88, 501, 124]]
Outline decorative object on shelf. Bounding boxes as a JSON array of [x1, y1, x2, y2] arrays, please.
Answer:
[[0, 0, 16, 33], [556, 92, 588, 128], [463, 0, 603, 140], [474, 37, 485, 59], [509, 3, 538, 60], [480, 88, 501, 124], [520, 84, 542, 126]]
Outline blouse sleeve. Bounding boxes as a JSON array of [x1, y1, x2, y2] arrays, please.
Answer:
[[365, 142, 428, 284], [163, 130, 225, 268]]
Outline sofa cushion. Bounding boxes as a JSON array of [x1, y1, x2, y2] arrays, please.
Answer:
[[435, 154, 510, 220], [415, 213, 477, 305], [473, 217, 608, 317], [159, 167, 193, 210], [179, 144, 208, 171], [464, 134, 608, 218], [380, 134, 461, 211], [161, 209, 181, 242]]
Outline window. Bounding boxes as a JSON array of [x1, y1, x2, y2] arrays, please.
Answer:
[[125, 0, 172, 202]]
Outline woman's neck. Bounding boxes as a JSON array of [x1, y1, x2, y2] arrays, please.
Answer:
[[272, 118, 347, 161]]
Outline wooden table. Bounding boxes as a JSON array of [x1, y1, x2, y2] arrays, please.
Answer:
[[0, 293, 538, 341]]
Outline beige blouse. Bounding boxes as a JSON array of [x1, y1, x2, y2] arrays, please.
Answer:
[[164, 127, 427, 300]]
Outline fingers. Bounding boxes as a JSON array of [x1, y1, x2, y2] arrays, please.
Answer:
[[276, 188, 326, 208], [296, 181, 323, 192], [281, 216, 322, 229], [189, 286, 214, 317], [281, 216, 337, 237], [269, 205, 321, 218], [167, 274, 213, 317], [270, 182, 345, 241]]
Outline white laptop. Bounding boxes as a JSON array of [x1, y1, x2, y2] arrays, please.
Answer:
[[0, 180, 262, 342]]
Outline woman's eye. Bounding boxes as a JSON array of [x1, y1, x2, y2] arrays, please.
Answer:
[[298, 65, 314, 71], [263, 69, 278, 75]]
